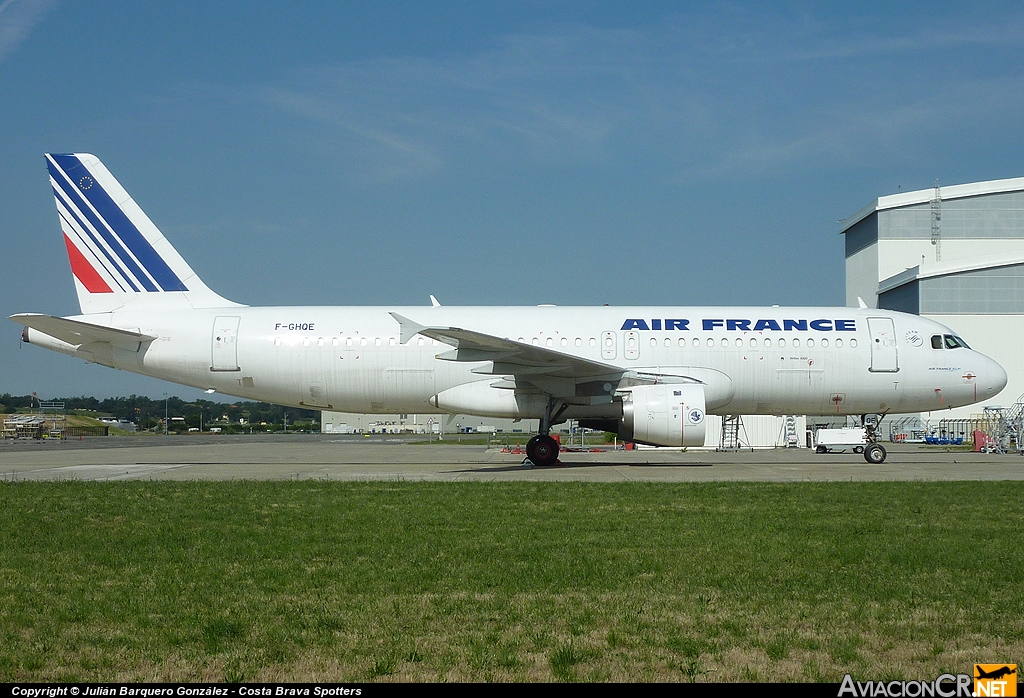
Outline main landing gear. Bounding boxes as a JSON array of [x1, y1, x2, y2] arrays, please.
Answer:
[[524, 398, 567, 467], [525, 434, 560, 467]]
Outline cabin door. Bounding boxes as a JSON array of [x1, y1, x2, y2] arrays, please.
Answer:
[[867, 317, 899, 372], [211, 316, 241, 372]]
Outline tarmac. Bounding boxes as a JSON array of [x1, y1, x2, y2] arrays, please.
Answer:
[[2, 433, 1023, 482]]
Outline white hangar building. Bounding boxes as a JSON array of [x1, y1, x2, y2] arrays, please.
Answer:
[[843, 176, 1024, 419]]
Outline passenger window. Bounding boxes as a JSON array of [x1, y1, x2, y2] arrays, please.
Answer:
[[931, 335, 943, 349]]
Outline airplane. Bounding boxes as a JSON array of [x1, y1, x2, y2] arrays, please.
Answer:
[[10, 153, 1008, 466], [974, 666, 1016, 681]]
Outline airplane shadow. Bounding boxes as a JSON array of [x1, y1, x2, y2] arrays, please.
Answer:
[[448, 460, 715, 473]]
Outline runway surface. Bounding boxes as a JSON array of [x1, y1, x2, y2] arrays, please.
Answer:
[[2, 434, 1022, 481]]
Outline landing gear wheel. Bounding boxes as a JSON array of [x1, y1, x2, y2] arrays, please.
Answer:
[[526, 435, 559, 467], [864, 443, 886, 464]]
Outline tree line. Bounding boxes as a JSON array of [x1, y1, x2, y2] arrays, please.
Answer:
[[0, 393, 319, 432]]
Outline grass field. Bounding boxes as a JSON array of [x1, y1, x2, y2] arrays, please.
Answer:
[[0, 481, 1021, 682]]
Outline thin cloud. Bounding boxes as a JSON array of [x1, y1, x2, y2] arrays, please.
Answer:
[[233, 8, 1024, 184], [0, 0, 56, 65]]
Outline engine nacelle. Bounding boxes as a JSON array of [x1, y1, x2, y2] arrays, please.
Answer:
[[619, 383, 706, 447]]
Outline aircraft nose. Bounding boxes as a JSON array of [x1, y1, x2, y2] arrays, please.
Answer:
[[981, 354, 1008, 398]]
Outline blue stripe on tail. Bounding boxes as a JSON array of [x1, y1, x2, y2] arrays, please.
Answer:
[[48, 159, 156, 292], [55, 190, 138, 292], [48, 155, 188, 292], [58, 208, 129, 293]]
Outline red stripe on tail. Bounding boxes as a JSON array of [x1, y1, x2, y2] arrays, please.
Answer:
[[63, 233, 113, 293]]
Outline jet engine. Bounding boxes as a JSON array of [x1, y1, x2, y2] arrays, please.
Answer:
[[619, 383, 706, 447]]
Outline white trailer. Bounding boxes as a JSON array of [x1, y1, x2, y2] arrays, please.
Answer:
[[814, 427, 867, 454]]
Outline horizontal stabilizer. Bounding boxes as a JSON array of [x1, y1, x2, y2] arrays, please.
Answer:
[[10, 313, 156, 348]]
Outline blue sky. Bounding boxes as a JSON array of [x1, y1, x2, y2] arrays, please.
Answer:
[[2, 1, 1024, 400]]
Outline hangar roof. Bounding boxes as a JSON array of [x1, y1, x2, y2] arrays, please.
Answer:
[[840, 176, 1024, 234], [877, 249, 1024, 294]]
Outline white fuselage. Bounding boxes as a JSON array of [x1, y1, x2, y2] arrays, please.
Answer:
[[26, 305, 1007, 419]]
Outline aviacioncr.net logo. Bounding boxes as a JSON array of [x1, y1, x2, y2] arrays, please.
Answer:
[[839, 674, 974, 697]]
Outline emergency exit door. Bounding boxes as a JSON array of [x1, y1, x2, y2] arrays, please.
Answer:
[[211, 316, 241, 372], [623, 330, 640, 359], [601, 331, 617, 360], [867, 317, 898, 372]]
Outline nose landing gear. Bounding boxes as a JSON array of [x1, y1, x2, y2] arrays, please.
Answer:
[[863, 442, 887, 464], [862, 414, 888, 464]]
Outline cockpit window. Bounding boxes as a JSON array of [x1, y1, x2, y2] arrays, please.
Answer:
[[943, 334, 965, 349], [931, 335, 943, 349], [954, 335, 970, 349]]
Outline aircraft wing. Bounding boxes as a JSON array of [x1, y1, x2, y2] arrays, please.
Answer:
[[10, 313, 157, 349], [390, 312, 627, 399]]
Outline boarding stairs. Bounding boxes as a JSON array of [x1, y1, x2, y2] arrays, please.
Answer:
[[719, 415, 744, 451]]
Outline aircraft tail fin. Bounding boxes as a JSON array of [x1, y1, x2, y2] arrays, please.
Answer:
[[45, 153, 242, 314]]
